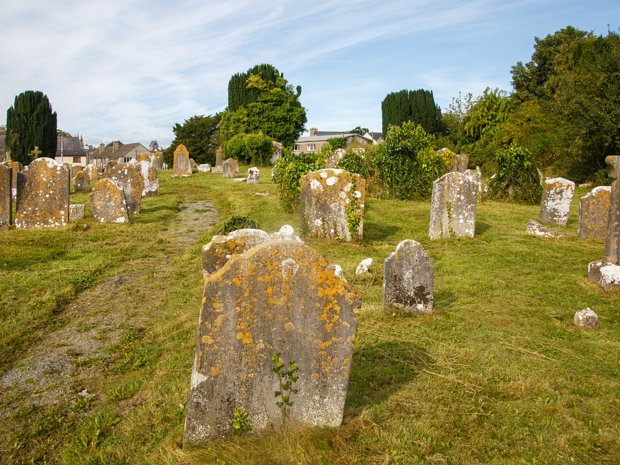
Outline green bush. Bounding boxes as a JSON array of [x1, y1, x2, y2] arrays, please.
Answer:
[[488, 144, 542, 204], [218, 215, 261, 234], [336, 151, 372, 179], [223, 133, 273, 165], [273, 149, 324, 212]]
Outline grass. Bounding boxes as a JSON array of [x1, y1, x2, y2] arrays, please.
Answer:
[[0, 167, 619, 464]]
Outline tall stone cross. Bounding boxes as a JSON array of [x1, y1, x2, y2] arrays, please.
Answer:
[[32, 146, 43, 157], [604, 155, 620, 265]]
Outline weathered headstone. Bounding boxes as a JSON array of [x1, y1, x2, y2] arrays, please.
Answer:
[[383, 240, 434, 314], [184, 239, 362, 444], [105, 160, 118, 174], [197, 164, 211, 173], [15, 158, 70, 228], [215, 147, 223, 167], [578, 186, 611, 240], [137, 153, 150, 163], [539, 178, 575, 226], [429, 171, 478, 240], [247, 167, 260, 184], [0, 164, 11, 229], [222, 158, 239, 179], [84, 164, 98, 181], [172, 144, 192, 177], [138, 160, 159, 196], [190, 158, 198, 172], [355, 258, 373, 276], [150, 152, 164, 170], [574, 308, 599, 329], [8, 161, 22, 201], [202, 228, 272, 276], [71, 165, 84, 179], [326, 149, 346, 168], [526, 220, 564, 238], [73, 170, 90, 193], [69, 203, 85, 220], [90, 178, 129, 223], [104, 163, 144, 214], [451, 153, 469, 173], [299, 169, 366, 242]]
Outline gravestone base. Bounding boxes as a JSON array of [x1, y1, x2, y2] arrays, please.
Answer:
[[588, 260, 620, 291]]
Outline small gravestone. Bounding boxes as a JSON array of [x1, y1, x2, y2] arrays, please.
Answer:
[[73, 170, 90, 193], [300, 169, 366, 242], [137, 153, 150, 163], [247, 167, 260, 184], [69, 203, 85, 220], [105, 160, 118, 174], [355, 258, 373, 276], [574, 308, 599, 329], [0, 164, 11, 228], [578, 186, 611, 240], [8, 161, 22, 201], [202, 228, 271, 276], [90, 179, 129, 223], [429, 171, 478, 240], [198, 164, 211, 173], [383, 240, 434, 314], [190, 158, 198, 172], [222, 158, 238, 179], [138, 160, 159, 196], [84, 164, 98, 181], [104, 163, 144, 214], [539, 178, 575, 226], [526, 220, 564, 238], [184, 239, 362, 445], [215, 148, 223, 167], [71, 165, 84, 180], [172, 144, 192, 177], [451, 153, 469, 173], [15, 158, 70, 228], [150, 152, 164, 170], [326, 149, 346, 168]]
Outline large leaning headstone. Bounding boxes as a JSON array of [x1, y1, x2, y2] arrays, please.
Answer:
[[578, 186, 611, 240], [138, 160, 159, 196], [90, 178, 130, 223], [429, 171, 478, 240], [383, 240, 434, 314], [15, 158, 70, 228], [104, 163, 144, 214], [184, 240, 362, 445], [172, 144, 192, 177], [539, 177, 575, 226], [299, 169, 366, 242], [0, 164, 11, 229]]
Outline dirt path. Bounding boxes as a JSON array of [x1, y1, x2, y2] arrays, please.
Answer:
[[0, 199, 219, 417]]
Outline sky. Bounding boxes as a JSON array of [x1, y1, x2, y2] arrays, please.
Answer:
[[0, 0, 618, 148]]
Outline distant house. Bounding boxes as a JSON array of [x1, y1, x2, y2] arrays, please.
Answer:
[[54, 135, 88, 167], [293, 128, 382, 155], [90, 141, 151, 169]]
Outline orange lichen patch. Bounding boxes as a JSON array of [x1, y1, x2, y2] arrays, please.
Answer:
[[236, 331, 253, 345], [284, 322, 295, 332], [210, 366, 218, 377], [232, 276, 242, 286], [202, 335, 214, 344], [311, 372, 320, 382]]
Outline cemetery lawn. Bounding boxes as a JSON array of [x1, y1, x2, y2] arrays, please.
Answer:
[[1, 169, 619, 465]]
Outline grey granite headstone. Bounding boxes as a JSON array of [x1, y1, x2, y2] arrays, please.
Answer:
[[0, 164, 11, 228], [90, 178, 129, 223], [539, 178, 575, 226], [429, 171, 478, 239]]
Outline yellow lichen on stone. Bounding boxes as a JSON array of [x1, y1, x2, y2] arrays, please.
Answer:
[[210, 366, 218, 377], [284, 322, 295, 332], [202, 335, 214, 344]]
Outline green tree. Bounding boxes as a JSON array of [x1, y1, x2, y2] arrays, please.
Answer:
[[6, 90, 57, 164], [381, 89, 443, 136], [164, 114, 220, 165], [223, 132, 273, 165]]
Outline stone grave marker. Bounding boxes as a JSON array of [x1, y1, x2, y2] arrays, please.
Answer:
[[172, 144, 192, 177], [222, 158, 239, 179], [73, 170, 90, 193], [184, 239, 362, 445], [190, 158, 198, 172], [574, 308, 599, 329], [578, 186, 611, 240], [383, 240, 434, 314], [0, 164, 11, 228], [90, 178, 129, 223], [71, 165, 84, 179], [215, 147, 223, 167], [325, 149, 346, 168], [198, 164, 211, 173], [15, 158, 69, 228], [202, 228, 272, 276], [84, 164, 98, 180], [539, 178, 575, 226], [151, 152, 164, 170], [105, 160, 118, 174], [451, 153, 469, 173], [429, 171, 478, 239], [69, 203, 85, 220], [137, 153, 150, 162], [104, 163, 144, 214], [247, 167, 260, 184], [8, 161, 22, 201], [138, 160, 159, 196], [299, 169, 366, 242]]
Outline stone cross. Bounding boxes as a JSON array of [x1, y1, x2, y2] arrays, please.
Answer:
[[32, 146, 43, 157]]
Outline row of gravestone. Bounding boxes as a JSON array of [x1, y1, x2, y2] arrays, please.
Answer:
[[184, 225, 435, 445], [0, 157, 160, 228]]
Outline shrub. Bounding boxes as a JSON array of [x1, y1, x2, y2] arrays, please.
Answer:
[[488, 144, 542, 204], [218, 216, 260, 234], [273, 149, 324, 212], [336, 151, 372, 179], [223, 133, 273, 165]]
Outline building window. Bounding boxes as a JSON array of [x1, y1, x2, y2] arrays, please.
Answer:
[[308, 144, 315, 152], [123, 156, 132, 163], [73, 156, 81, 163], [294, 144, 300, 151]]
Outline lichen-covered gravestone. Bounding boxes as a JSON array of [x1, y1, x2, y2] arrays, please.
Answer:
[[150, 152, 164, 170], [90, 178, 129, 223], [184, 239, 362, 445], [69, 203, 85, 220], [15, 158, 70, 228], [383, 240, 434, 313], [247, 167, 260, 184], [578, 186, 611, 240], [429, 171, 478, 239], [202, 228, 271, 276], [222, 158, 238, 179], [8, 161, 22, 201], [451, 153, 469, 173], [172, 144, 192, 177], [104, 163, 144, 214], [299, 169, 366, 242], [197, 164, 211, 173], [84, 164, 98, 181], [70, 165, 84, 179], [138, 160, 159, 196], [539, 178, 575, 226], [73, 170, 90, 193], [0, 164, 11, 228]]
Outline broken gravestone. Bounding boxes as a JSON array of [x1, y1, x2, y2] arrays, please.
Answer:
[[73, 170, 90, 193], [15, 158, 70, 228], [247, 167, 260, 184], [104, 163, 144, 214], [138, 160, 159, 196], [184, 240, 362, 445], [355, 258, 373, 276], [299, 169, 366, 242], [578, 186, 611, 240], [539, 178, 575, 226], [197, 164, 211, 173], [172, 144, 192, 177], [526, 220, 564, 238], [383, 240, 434, 314], [451, 153, 469, 173], [8, 161, 22, 201], [0, 164, 11, 229], [222, 158, 239, 179], [574, 308, 599, 329], [429, 171, 478, 240], [69, 203, 85, 220], [90, 178, 129, 223], [202, 228, 272, 276]]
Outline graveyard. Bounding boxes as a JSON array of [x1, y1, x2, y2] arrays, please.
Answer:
[[0, 164, 619, 465]]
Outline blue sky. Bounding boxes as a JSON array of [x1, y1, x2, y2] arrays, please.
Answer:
[[0, 0, 617, 147]]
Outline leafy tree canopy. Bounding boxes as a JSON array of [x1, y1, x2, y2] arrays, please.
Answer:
[[164, 114, 220, 165]]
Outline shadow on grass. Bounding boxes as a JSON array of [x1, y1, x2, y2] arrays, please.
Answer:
[[475, 221, 491, 236], [130, 205, 178, 224], [345, 340, 433, 411], [363, 221, 401, 243]]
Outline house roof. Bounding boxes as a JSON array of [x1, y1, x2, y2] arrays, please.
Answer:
[[297, 133, 358, 143], [90, 142, 149, 160]]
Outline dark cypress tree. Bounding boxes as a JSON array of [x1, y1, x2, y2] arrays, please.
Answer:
[[6, 90, 57, 164], [381, 89, 443, 135], [227, 63, 281, 111]]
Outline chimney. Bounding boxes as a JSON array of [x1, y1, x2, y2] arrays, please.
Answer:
[[113, 141, 119, 152], [99, 143, 105, 154], [310, 127, 318, 136]]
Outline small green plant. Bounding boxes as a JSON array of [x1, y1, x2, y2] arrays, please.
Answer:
[[345, 178, 362, 240], [488, 143, 542, 204], [230, 408, 251, 435], [272, 351, 299, 426], [273, 149, 324, 212], [218, 215, 260, 234]]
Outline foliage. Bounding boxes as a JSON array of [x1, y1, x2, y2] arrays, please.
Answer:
[[271, 352, 298, 427], [381, 89, 443, 135], [440, 92, 475, 150], [230, 409, 251, 435], [345, 177, 362, 239], [223, 133, 273, 165], [6, 90, 57, 164], [336, 151, 372, 179], [327, 137, 347, 150], [373, 121, 448, 199], [163, 114, 220, 165], [218, 215, 260, 234], [227, 63, 282, 112], [349, 126, 369, 136], [462, 88, 513, 145], [487, 144, 543, 204], [273, 149, 324, 212]]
